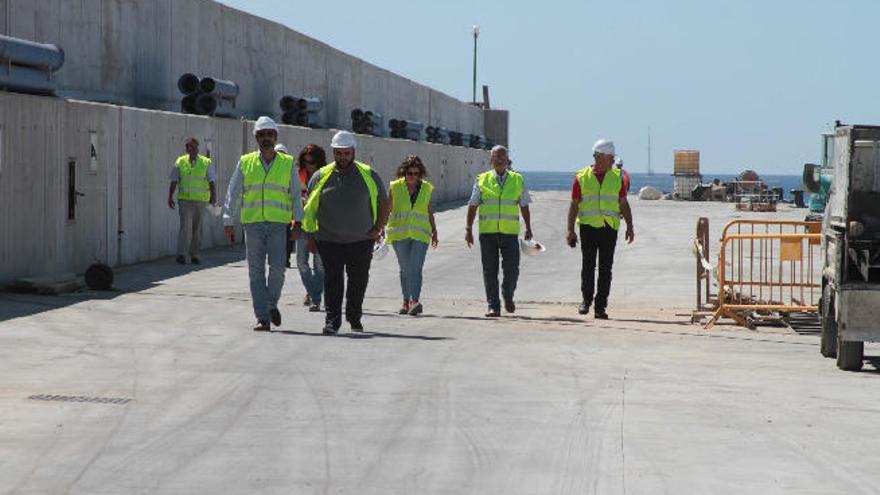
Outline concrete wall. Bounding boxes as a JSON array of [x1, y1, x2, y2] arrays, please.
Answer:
[[0, 0, 488, 137], [0, 92, 490, 283]]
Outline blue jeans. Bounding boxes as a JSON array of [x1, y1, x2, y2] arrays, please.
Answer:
[[479, 233, 520, 311], [244, 222, 287, 322], [392, 239, 429, 301], [296, 236, 324, 305]]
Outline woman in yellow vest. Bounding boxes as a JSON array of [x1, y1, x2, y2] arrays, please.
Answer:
[[386, 155, 438, 316]]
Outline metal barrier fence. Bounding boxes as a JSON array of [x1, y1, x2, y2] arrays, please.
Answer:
[[696, 220, 823, 329]]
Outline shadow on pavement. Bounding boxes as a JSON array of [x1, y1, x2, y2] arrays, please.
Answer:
[[271, 329, 453, 341], [0, 246, 245, 323]]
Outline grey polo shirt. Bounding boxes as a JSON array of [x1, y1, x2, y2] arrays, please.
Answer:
[[307, 163, 387, 244], [467, 168, 531, 206]]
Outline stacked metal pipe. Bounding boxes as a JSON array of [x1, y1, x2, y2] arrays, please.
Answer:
[[425, 126, 450, 145], [178, 73, 238, 117], [0, 34, 65, 95], [389, 119, 423, 141], [280, 96, 322, 128], [351, 109, 383, 136]]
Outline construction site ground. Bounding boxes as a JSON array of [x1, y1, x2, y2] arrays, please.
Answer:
[[2, 191, 878, 494]]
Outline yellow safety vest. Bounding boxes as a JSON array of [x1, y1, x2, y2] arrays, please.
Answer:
[[576, 166, 621, 230], [477, 170, 523, 235], [240, 151, 294, 224], [303, 161, 378, 234], [386, 178, 433, 244], [176, 154, 211, 202]]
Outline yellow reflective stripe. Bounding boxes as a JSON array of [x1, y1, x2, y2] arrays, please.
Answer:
[[390, 211, 429, 222], [479, 213, 520, 222], [243, 183, 290, 194], [243, 200, 292, 211], [386, 225, 433, 238]]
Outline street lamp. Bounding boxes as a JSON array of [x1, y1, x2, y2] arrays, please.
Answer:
[[472, 24, 480, 105]]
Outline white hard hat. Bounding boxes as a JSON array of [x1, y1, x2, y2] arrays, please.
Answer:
[[592, 138, 615, 156], [253, 116, 278, 135], [372, 236, 389, 260], [331, 130, 357, 149], [519, 238, 547, 256], [275, 143, 289, 154], [206, 204, 222, 217]]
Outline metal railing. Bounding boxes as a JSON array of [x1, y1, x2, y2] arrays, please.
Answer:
[[694, 220, 823, 329]]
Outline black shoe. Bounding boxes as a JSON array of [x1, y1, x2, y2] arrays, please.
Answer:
[[191, 257, 200, 265], [175, 255, 186, 264], [485, 308, 501, 318], [309, 304, 321, 312], [578, 302, 590, 315], [408, 302, 423, 316], [594, 309, 609, 320], [253, 320, 270, 332], [270, 308, 281, 327], [322, 323, 338, 335], [504, 299, 516, 313], [349, 320, 364, 332]]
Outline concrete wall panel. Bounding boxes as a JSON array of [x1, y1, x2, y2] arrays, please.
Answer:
[[3, 0, 497, 142], [0, 93, 489, 284]]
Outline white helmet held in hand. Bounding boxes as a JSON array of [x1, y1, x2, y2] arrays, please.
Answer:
[[373, 236, 389, 260], [519, 238, 547, 256]]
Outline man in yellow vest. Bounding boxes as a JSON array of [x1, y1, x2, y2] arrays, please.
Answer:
[[465, 145, 533, 318], [168, 137, 216, 265], [566, 138, 635, 319], [303, 131, 389, 335], [222, 117, 304, 331]]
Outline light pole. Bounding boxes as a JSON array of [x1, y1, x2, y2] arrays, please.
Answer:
[[472, 25, 480, 104]]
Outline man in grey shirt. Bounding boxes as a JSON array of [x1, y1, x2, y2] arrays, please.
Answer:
[[168, 137, 217, 265], [222, 117, 304, 331], [303, 131, 389, 334]]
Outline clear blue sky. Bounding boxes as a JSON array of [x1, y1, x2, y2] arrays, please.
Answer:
[[220, 0, 878, 174]]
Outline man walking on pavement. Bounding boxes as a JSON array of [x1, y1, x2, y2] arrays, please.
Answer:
[[567, 139, 635, 319], [168, 137, 216, 265], [303, 131, 389, 335], [222, 117, 304, 331], [465, 145, 533, 318]]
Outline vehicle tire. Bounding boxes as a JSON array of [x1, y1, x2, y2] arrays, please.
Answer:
[[820, 285, 837, 358], [836, 337, 864, 371]]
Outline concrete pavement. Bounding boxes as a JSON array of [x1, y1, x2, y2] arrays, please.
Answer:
[[2, 192, 878, 494]]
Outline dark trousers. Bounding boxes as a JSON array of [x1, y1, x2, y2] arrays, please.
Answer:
[[479, 233, 520, 311], [317, 239, 374, 329], [580, 224, 618, 311]]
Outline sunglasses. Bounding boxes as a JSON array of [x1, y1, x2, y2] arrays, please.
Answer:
[[302, 158, 316, 165], [405, 170, 421, 177], [255, 130, 275, 138]]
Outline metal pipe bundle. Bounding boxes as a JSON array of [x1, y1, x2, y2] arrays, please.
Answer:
[[0, 34, 65, 71], [177, 73, 238, 117], [425, 126, 450, 144], [177, 73, 199, 95], [389, 119, 423, 140], [279, 95, 322, 128], [351, 108, 383, 136], [0, 64, 57, 95], [199, 77, 239, 100], [0, 34, 65, 95]]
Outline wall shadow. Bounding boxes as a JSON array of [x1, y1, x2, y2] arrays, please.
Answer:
[[0, 245, 246, 323]]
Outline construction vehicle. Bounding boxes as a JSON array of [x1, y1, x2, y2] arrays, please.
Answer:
[[802, 132, 835, 221], [814, 125, 880, 371]]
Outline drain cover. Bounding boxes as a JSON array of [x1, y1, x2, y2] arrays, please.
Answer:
[[28, 394, 132, 405]]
